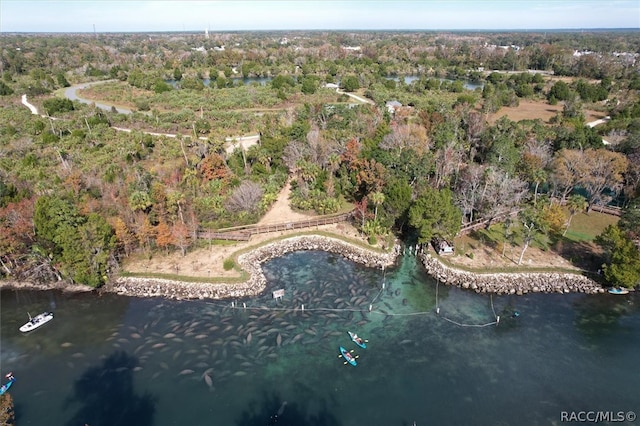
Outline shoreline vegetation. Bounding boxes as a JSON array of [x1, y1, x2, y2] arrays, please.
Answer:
[[2, 32, 638, 300], [0, 229, 608, 300]]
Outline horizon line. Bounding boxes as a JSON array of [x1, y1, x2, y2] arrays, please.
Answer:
[[1, 27, 639, 35]]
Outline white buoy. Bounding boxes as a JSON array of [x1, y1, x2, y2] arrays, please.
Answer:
[[496, 315, 500, 325], [369, 304, 373, 312], [436, 307, 440, 315]]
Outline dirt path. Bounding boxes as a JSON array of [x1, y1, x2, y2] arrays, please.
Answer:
[[257, 179, 313, 225], [21, 94, 40, 115], [123, 178, 361, 279], [122, 177, 586, 280]]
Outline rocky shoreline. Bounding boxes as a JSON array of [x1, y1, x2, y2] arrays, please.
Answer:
[[1, 235, 609, 299], [419, 252, 605, 295], [0, 279, 95, 293], [102, 235, 401, 300]]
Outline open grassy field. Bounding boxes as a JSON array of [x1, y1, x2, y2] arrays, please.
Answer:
[[489, 99, 606, 124], [563, 210, 619, 242]]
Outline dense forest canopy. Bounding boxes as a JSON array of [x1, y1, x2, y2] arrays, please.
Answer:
[[1, 30, 639, 288]]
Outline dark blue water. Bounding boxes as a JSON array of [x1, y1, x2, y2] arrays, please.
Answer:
[[1, 251, 639, 425]]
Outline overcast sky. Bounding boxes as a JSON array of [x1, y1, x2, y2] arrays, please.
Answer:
[[1, 0, 638, 33]]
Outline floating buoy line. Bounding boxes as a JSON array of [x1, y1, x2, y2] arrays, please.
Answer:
[[203, 256, 502, 328]]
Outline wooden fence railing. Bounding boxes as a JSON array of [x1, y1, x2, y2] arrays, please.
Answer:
[[589, 204, 622, 216], [459, 210, 520, 235], [199, 200, 620, 241], [459, 200, 622, 235], [198, 211, 353, 241]]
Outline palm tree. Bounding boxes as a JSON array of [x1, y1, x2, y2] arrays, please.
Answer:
[[532, 168, 548, 205], [370, 191, 385, 222], [563, 194, 587, 236]]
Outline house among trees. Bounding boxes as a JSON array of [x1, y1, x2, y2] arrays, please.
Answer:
[[386, 100, 402, 114], [432, 237, 455, 255]]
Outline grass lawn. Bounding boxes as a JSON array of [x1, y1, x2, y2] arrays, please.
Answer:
[[563, 211, 619, 242], [452, 211, 619, 273], [467, 211, 618, 248], [489, 99, 605, 125]]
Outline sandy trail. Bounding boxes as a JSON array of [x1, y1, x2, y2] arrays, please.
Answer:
[[123, 179, 360, 279], [257, 179, 313, 225]]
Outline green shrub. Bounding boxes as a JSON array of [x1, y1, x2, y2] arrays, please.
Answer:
[[43, 97, 74, 115], [368, 235, 377, 245], [467, 252, 474, 259], [223, 258, 235, 270]]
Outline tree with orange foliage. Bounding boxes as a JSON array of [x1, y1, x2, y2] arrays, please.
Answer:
[[112, 217, 136, 257], [199, 153, 232, 182], [135, 216, 156, 253], [418, 110, 444, 138], [353, 197, 369, 229], [64, 171, 84, 197], [0, 198, 35, 275], [155, 220, 173, 254], [341, 138, 361, 168], [354, 158, 387, 197], [171, 221, 190, 256]]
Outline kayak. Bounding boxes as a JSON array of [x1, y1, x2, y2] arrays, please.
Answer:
[[608, 288, 630, 295], [339, 346, 357, 366], [348, 331, 366, 349], [0, 375, 15, 396]]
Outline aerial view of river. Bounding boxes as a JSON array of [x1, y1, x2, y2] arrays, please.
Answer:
[[1, 250, 638, 425]]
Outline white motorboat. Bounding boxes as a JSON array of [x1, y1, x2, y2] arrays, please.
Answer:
[[19, 312, 54, 333]]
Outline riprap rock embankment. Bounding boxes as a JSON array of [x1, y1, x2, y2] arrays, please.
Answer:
[[109, 235, 401, 300], [420, 252, 604, 295]]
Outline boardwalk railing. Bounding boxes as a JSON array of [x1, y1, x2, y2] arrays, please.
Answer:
[[589, 204, 622, 216], [198, 211, 353, 241], [459, 210, 520, 235], [458, 200, 622, 235]]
